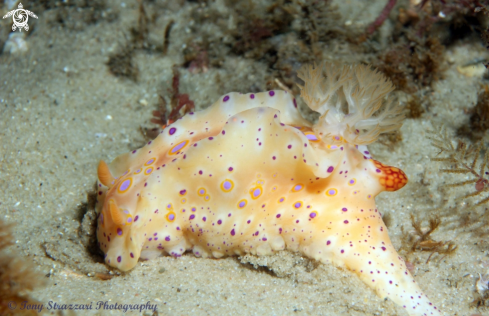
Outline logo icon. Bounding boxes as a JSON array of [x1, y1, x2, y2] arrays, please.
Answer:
[[3, 3, 38, 32]]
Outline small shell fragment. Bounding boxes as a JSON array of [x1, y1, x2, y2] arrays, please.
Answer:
[[476, 273, 489, 294], [3, 32, 28, 54], [457, 63, 487, 78]]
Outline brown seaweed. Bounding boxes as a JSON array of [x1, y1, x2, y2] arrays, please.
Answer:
[[0, 221, 43, 316], [429, 126, 489, 208]]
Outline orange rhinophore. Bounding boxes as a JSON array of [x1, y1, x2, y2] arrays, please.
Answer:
[[97, 160, 115, 187]]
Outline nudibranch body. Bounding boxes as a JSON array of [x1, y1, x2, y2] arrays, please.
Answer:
[[96, 63, 439, 315]]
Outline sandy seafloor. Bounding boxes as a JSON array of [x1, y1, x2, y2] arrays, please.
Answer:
[[1, 0, 489, 315]]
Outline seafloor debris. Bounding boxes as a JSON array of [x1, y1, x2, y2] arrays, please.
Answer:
[[2, 32, 28, 54], [106, 43, 139, 82], [405, 95, 425, 119], [360, 0, 397, 41], [458, 85, 489, 140], [457, 60, 488, 78], [0, 221, 43, 316], [140, 65, 196, 140], [472, 272, 489, 309], [404, 215, 457, 263], [429, 126, 489, 208], [374, 0, 487, 92], [477, 272, 489, 294], [375, 35, 445, 93], [150, 65, 195, 128]]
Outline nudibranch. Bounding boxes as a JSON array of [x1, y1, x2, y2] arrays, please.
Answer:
[[95, 63, 439, 315]]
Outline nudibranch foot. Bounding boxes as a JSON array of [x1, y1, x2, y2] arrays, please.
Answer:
[[96, 63, 439, 316]]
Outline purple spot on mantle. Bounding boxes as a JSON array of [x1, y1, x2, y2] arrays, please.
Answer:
[[223, 181, 232, 190], [306, 134, 318, 141], [119, 179, 131, 191], [250, 94, 255, 99], [269, 91, 275, 97], [253, 188, 261, 197], [169, 127, 176, 135], [327, 166, 334, 173], [171, 142, 186, 154], [223, 95, 230, 102]]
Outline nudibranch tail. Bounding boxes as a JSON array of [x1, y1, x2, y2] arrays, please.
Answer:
[[302, 212, 438, 316]]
